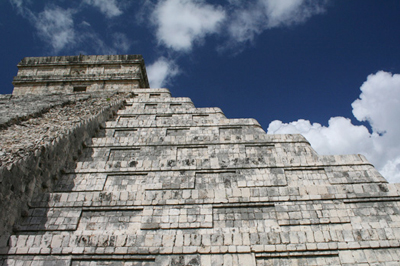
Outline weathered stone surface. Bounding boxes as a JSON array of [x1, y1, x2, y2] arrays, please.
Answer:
[[12, 54, 149, 95], [0, 90, 129, 241], [1, 55, 400, 265], [0, 93, 88, 128]]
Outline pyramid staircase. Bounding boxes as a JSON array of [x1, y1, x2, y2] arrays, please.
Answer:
[[3, 88, 400, 265]]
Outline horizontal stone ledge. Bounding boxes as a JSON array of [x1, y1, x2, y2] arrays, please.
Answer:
[[10, 241, 400, 256], [212, 202, 275, 208], [2, 254, 156, 261], [117, 111, 223, 116], [343, 196, 400, 203], [107, 119, 262, 126], [26, 203, 145, 210], [284, 166, 325, 171], [107, 147, 141, 151], [252, 241, 400, 254], [13, 227, 78, 233], [195, 169, 237, 174], [67, 162, 375, 175], [13, 75, 143, 83], [88, 139, 310, 147], [125, 102, 193, 106], [14, 72, 143, 78], [65, 166, 310, 175], [255, 250, 339, 258], [64, 166, 289, 174], [7, 241, 400, 256], [278, 219, 351, 226], [14, 74, 142, 79], [32, 196, 391, 209], [329, 180, 388, 185], [72, 255, 156, 261], [124, 97, 192, 101], [17, 55, 145, 65], [31, 200, 276, 209], [82, 206, 143, 211]]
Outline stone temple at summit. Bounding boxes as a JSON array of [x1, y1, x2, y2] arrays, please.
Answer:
[[1, 54, 400, 265]]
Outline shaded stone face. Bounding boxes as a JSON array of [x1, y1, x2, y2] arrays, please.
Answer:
[[2, 55, 400, 265]]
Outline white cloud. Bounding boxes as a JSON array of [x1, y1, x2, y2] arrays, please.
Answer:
[[268, 118, 374, 157], [151, 0, 226, 51], [142, 0, 329, 86], [267, 71, 400, 183], [264, 0, 316, 27], [83, 0, 122, 18], [9, 1, 76, 52], [35, 6, 76, 52], [227, 0, 327, 44], [10, 1, 129, 54], [147, 57, 180, 88], [352, 71, 400, 135]]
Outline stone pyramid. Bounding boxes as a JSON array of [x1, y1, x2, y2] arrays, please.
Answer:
[[1, 55, 400, 265]]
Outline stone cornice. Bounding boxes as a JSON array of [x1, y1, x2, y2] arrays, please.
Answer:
[[14, 54, 150, 88]]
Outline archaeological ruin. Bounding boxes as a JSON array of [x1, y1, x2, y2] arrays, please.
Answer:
[[1, 55, 400, 265]]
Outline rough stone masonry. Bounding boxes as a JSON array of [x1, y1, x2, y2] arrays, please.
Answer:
[[1, 54, 400, 265]]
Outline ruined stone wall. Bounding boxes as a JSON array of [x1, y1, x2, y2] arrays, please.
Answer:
[[0, 92, 129, 239]]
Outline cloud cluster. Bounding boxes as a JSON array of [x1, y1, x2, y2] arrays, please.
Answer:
[[147, 0, 327, 86], [147, 57, 180, 88], [10, 0, 329, 87], [9, 0, 129, 54], [9, 0, 77, 53], [35, 7, 76, 52], [267, 71, 400, 183], [227, 0, 327, 44], [150, 0, 327, 51], [151, 0, 226, 52], [83, 0, 122, 18]]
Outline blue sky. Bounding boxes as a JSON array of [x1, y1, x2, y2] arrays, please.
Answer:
[[1, 0, 400, 182]]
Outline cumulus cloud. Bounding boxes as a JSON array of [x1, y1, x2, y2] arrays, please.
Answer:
[[352, 71, 400, 135], [151, 0, 226, 51], [148, 0, 327, 51], [83, 0, 122, 18], [226, 0, 328, 44], [35, 6, 76, 52], [268, 118, 374, 158], [146, 0, 328, 84], [147, 57, 180, 88], [267, 71, 400, 183]]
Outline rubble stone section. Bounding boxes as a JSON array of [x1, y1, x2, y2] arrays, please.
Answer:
[[1, 55, 400, 265], [0, 91, 129, 243]]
